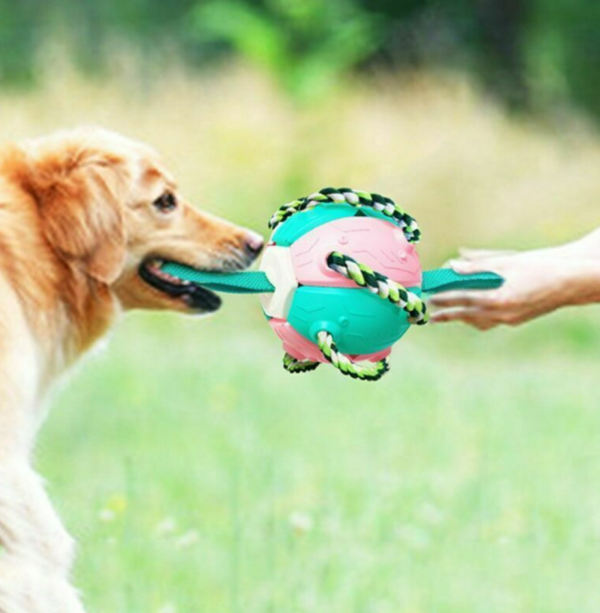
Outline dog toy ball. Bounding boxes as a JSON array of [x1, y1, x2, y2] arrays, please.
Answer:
[[161, 187, 503, 381]]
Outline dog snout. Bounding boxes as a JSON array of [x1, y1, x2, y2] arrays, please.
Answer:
[[243, 231, 264, 260]]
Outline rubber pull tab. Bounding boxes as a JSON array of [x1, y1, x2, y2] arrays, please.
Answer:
[[422, 268, 504, 294], [160, 263, 275, 294]]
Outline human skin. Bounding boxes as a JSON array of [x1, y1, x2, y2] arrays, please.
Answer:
[[429, 229, 600, 330]]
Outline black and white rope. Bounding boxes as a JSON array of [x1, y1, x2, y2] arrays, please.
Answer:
[[327, 252, 429, 325], [268, 187, 421, 244]]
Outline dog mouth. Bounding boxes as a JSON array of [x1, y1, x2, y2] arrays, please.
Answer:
[[139, 258, 222, 313]]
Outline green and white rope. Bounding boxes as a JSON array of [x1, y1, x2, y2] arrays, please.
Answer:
[[327, 251, 429, 325], [282, 353, 320, 374], [317, 331, 389, 381], [268, 187, 421, 244], [281, 333, 390, 381]]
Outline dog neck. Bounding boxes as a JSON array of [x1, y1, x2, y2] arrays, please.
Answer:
[[0, 183, 120, 382], [54, 268, 122, 363]]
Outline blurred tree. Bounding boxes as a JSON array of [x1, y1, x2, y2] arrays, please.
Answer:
[[474, 0, 529, 107], [0, 0, 597, 119], [526, 0, 600, 119], [187, 0, 381, 98], [0, 0, 49, 84]]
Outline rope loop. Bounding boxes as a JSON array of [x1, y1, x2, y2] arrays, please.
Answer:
[[281, 334, 389, 382], [327, 251, 429, 325], [268, 186, 421, 244], [282, 353, 320, 374], [317, 331, 389, 381]]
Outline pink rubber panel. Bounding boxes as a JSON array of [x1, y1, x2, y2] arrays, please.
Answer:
[[269, 319, 392, 364], [290, 217, 422, 288]]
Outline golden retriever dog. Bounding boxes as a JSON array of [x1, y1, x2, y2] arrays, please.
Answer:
[[0, 127, 263, 613]]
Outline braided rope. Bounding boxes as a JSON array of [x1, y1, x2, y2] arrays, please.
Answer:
[[282, 353, 320, 374], [317, 331, 389, 381], [327, 252, 429, 325], [268, 187, 421, 244], [282, 336, 389, 381]]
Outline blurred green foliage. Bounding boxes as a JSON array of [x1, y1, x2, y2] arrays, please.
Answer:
[[0, 0, 599, 115], [189, 0, 380, 97]]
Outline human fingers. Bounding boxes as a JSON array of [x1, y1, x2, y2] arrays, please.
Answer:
[[458, 247, 518, 260], [429, 307, 498, 330], [428, 289, 502, 309]]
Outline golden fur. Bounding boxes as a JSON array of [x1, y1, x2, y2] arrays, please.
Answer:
[[0, 127, 262, 612]]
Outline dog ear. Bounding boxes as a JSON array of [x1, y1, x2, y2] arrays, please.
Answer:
[[27, 146, 128, 284]]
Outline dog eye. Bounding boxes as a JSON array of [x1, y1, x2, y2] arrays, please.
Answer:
[[153, 192, 177, 213]]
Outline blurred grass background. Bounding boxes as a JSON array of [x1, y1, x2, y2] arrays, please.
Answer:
[[2, 1, 600, 611]]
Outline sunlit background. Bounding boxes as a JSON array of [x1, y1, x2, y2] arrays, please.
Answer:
[[2, 1, 600, 611]]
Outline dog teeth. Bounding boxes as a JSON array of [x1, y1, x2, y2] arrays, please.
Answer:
[[147, 258, 163, 270], [144, 258, 191, 287]]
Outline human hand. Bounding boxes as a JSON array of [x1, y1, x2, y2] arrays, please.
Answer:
[[429, 249, 600, 330]]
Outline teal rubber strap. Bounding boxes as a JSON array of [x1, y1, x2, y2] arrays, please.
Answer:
[[422, 269, 503, 294], [161, 263, 502, 296], [160, 263, 275, 294]]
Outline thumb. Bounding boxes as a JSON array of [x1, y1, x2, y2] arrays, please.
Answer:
[[448, 258, 488, 274], [459, 247, 518, 260]]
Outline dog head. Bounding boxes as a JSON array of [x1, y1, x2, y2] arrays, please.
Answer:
[[15, 127, 263, 315]]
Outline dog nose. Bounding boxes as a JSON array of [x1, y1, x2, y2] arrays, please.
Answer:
[[244, 231, 264, 258]]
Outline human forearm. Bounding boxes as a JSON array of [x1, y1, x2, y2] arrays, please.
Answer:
[[547, 227, 600, 260], [561, 258, 600, 306]]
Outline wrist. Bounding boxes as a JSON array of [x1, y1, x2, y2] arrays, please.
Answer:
[[564, 229, 600, 260], [561, 260, 600, 306]]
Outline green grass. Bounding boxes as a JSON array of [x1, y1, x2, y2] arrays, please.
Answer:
[[38, 302, 600, 613]]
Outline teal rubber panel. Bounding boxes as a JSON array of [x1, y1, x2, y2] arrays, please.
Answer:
[[271, 203, 400, 246], [288, 286, 421, 355], [422, 269, 504, 294]]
